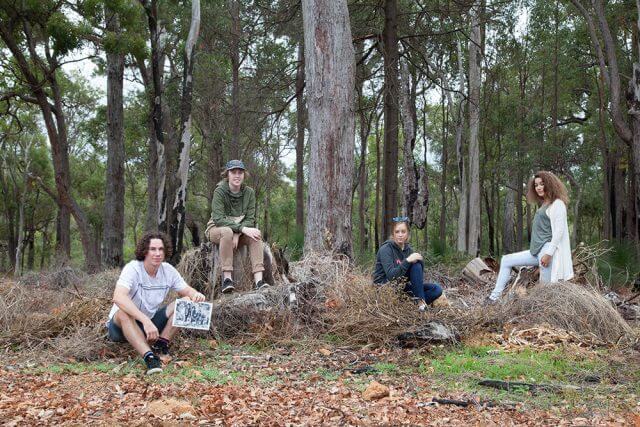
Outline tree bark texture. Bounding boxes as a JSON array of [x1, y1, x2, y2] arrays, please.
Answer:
[[296, 42, 306, 232], [467, 2, 482, 256], [454, 38, 468, 253], [230, 0, 241, 158], [301, 0, 356, 257], [382, 0, 399, 240], [141, 0, 168, 230], [14, 140, 33, 277], [169, 0, 201, 264], [102, 5, 126, 268], [399, 59, 420, 225], [439, 91, 448, 244]]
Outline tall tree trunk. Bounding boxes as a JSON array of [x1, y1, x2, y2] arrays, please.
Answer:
[[399, 59, 418, 221], [295, 42, 306, 232], [355, 44, 372, 254], [230, 0, 241, 158], [467, 2, 482, 256], [14, 141, 32, 277], [382, 0, 399, 240], [141, 0, 167, 230], [503, 177, 516, 254], [301, 0, 356, 256], [454, 38, 468, 253], [596, 70, 612, 239], [375, 114, 382, 248], [614, 150, 626, 240], [0, 158, 17, 268], [439, 90, 448, 244], [168, 0, 201, 264], [102, 5, 126, 268]]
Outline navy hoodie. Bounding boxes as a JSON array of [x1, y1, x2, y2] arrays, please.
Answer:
[[373, 240, 413, 284]]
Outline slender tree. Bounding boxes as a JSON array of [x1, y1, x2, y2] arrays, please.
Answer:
[[382, 0, 400, 240], [102, 3, 126, 268]]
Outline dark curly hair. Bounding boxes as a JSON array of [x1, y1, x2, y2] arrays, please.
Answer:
[[135, 231, 172, 261], [526, 171, 569, 206]]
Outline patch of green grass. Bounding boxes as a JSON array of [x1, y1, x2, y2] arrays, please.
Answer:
[[424, 346, 600, 383], [373, 362, 399, 374], [417, 345, 621, 409], [321, 334, 343, 345], [317, 367, 340, 381], [28, 361, 136, 376], [152, 364, 244, 385]]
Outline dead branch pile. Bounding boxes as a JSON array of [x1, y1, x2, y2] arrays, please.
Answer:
[[496, 324, 603, 351], [177, 244, 213, 294], [18, 266, 88, 290], [290, 251, 351, 284], [322, 274, 490, 346], [572, 241, 613, 289], [1, 270, 112, 361], [207, 252, 351, 341], [498, 281, 633, 344]]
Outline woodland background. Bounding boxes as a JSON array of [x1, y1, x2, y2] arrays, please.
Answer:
[[1, 0, 639, 283]]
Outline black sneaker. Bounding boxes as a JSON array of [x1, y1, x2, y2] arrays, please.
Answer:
[[144, 354, 163, 375], [221, 278, 235, 294], [254, 280, 270, 291]]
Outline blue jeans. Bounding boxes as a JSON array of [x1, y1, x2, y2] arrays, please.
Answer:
[[405, 262, 443, 304]]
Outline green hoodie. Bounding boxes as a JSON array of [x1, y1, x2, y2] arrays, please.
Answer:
[[208, 180, 257, 233]]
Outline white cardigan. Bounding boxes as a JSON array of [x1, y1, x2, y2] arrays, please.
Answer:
[[544, 199, 574, 282]]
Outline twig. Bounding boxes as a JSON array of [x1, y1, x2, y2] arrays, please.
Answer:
[[432, 397, 470, 407]]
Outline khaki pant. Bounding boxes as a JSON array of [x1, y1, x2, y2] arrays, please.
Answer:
[[207, 227, 264, 273]]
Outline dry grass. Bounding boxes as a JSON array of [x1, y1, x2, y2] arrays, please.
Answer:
[[1, 268, 111, 360], [497, 281, 633, 344], [0, 249, 635, 357]]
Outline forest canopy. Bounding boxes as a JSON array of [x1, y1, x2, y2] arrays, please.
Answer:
[[0, 0, 638, 281]]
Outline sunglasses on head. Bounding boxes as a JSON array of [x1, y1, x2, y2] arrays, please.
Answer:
[[392, 216, 409, 222]]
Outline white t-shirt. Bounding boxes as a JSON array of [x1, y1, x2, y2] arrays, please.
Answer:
[[107, 260, 188, 323]]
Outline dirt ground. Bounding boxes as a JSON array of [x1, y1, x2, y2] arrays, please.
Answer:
[[1, 342, 638, 426]]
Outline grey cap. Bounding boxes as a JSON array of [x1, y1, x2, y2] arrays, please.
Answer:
[[225, 159, 246, 171]]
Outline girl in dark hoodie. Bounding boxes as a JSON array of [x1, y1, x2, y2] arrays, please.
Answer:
[[373, 218, 443, 311]]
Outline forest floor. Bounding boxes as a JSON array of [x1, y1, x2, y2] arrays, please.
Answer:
[[1, 334, 639, 426]]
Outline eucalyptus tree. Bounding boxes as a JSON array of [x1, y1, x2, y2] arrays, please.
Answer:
[[301, 0, 356, 256], [568, 0, 640, 246], [0, 1, 102, 271]]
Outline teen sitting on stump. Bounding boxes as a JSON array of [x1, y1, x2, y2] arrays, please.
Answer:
[[107, 231, 206, 375], [486, 171, 574, 303], [206, 160, 268, 294], [373, 217, 444, 311]]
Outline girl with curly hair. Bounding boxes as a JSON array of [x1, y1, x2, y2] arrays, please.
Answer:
[[487, 171, 574, 302]]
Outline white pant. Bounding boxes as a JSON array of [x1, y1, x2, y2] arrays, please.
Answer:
[[489, 242, 553, 300]]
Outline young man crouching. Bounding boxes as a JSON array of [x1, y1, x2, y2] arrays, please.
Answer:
[[106, 231, 205, 374]]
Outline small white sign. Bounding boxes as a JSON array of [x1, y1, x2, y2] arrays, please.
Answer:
[[172, 298, 213, 330]]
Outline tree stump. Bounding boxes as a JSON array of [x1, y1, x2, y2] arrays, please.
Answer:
[[178, 242, 291, 301]]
